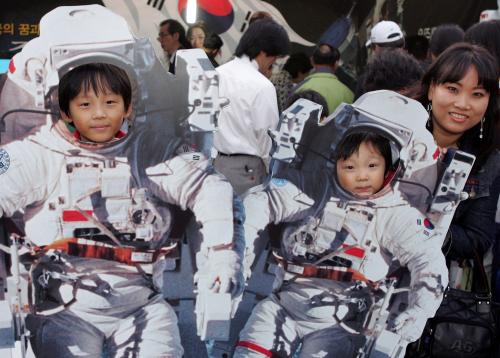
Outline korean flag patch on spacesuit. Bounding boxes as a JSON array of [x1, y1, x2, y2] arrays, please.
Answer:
[[417, 217, 435, 237]]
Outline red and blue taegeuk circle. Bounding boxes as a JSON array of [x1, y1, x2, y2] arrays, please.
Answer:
[[178, 0, 234, 34]]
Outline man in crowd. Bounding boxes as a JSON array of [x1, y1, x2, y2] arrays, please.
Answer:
[[355, 20, 405, 98], [213, 19, 289, 195], [295, 44, 353, 114], [270, 52, 313, 111], [158, 19, 189, 73]]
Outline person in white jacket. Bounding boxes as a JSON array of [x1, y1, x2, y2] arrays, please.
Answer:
[[234, 126, 448, 356]]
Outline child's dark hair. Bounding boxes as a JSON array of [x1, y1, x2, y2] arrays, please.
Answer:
[[336, 132, 392, 174], [58, 63, 132, 117]]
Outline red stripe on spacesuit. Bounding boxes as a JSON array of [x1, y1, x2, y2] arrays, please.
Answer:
[[236, 341, 274, 357], [62, 210, 93, 222], [433, 147, 440, 160], [8, 59, 15, 73], [342, 245, 365, 258]]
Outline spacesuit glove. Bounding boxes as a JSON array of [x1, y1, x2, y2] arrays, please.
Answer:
[[392, 307, 428, 343], [195, 249, 245, 298]]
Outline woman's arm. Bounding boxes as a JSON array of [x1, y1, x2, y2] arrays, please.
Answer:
[[446, 173, 500, 260]]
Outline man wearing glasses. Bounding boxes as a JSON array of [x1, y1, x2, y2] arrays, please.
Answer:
[[158, 19, 189, 73]]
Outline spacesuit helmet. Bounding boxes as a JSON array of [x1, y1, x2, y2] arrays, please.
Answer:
[[333, 131, 399, 200], [0, 5, 146, 146], [328, 90, 438, 202], [0, 5, 222, 151]]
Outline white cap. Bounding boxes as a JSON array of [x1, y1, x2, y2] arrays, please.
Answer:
[[366, 20, 404, 47], [480, 10, 500, 22]]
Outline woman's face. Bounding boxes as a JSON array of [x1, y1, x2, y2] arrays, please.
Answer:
[[428, 66, 490, 139], [189, 27, 205, 49]]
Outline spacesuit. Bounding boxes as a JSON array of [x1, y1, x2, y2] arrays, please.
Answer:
[[235, 180, 448, 357], [0, 5, 243, 358], [233, 92, 452, 357], [1, 119, 242, 357]]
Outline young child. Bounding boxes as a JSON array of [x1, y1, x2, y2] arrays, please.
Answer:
[[335, 132, 392, 199], [0, 63, 242, 357], [235, 131, 448, 357]]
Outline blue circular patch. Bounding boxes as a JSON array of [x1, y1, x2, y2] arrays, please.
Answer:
[[0, 148, 10, 175], [271, 178, 288, 187]]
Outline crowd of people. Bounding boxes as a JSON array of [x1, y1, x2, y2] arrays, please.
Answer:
[[1, 4, 500, 357], [152, 14, 500, 357]]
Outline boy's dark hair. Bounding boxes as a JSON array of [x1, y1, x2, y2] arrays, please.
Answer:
[[58, 63, 132, 117], [429, 24, 464, 58], [312, 44, 340, 66], [283, 52, 313, 79], [335, 132, 392, 174], [234, 19, 289, 60]]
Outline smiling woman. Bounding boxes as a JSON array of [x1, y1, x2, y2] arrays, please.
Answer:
[[419, 42, 500, 264]]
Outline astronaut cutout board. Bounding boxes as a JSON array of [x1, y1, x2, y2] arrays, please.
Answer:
[[235, 91, 475, 358], [0, 4, 476, 358], [0, 5, 243, 358]]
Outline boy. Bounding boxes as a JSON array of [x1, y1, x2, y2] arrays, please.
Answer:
[[0, 63, 243, 357], [234, 131, 448, 357]]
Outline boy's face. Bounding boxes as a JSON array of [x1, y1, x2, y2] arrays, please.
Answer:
[[336, 141, 386, 198], [62, 88, 131, 143]]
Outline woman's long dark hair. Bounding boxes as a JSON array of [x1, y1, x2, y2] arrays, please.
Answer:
[[418, 42, 499, 172]]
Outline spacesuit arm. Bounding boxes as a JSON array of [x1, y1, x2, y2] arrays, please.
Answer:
[[242, 179, 315, 277], [146, 152, 247, 298], [146, 152, 234, 248], [0, 138, 60, 217], [380, 207, 448, 342]]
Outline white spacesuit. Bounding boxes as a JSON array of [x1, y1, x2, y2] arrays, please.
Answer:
[[233, 92, 465, 357], [1, 120, 242, 357], [0, 5, 243, 358], [236, 180, 447, 357]]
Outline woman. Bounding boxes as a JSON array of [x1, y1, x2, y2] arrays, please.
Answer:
[[419, 42, 500, 269], [187, 22, 207, 49]]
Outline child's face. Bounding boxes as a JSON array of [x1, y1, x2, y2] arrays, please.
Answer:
[[62, 87, 131, 143], [336, 141, 386, 198]]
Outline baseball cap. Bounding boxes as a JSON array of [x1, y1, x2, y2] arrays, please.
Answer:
[[366, 21, 404, 47], [480, 10, 500, 22]]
